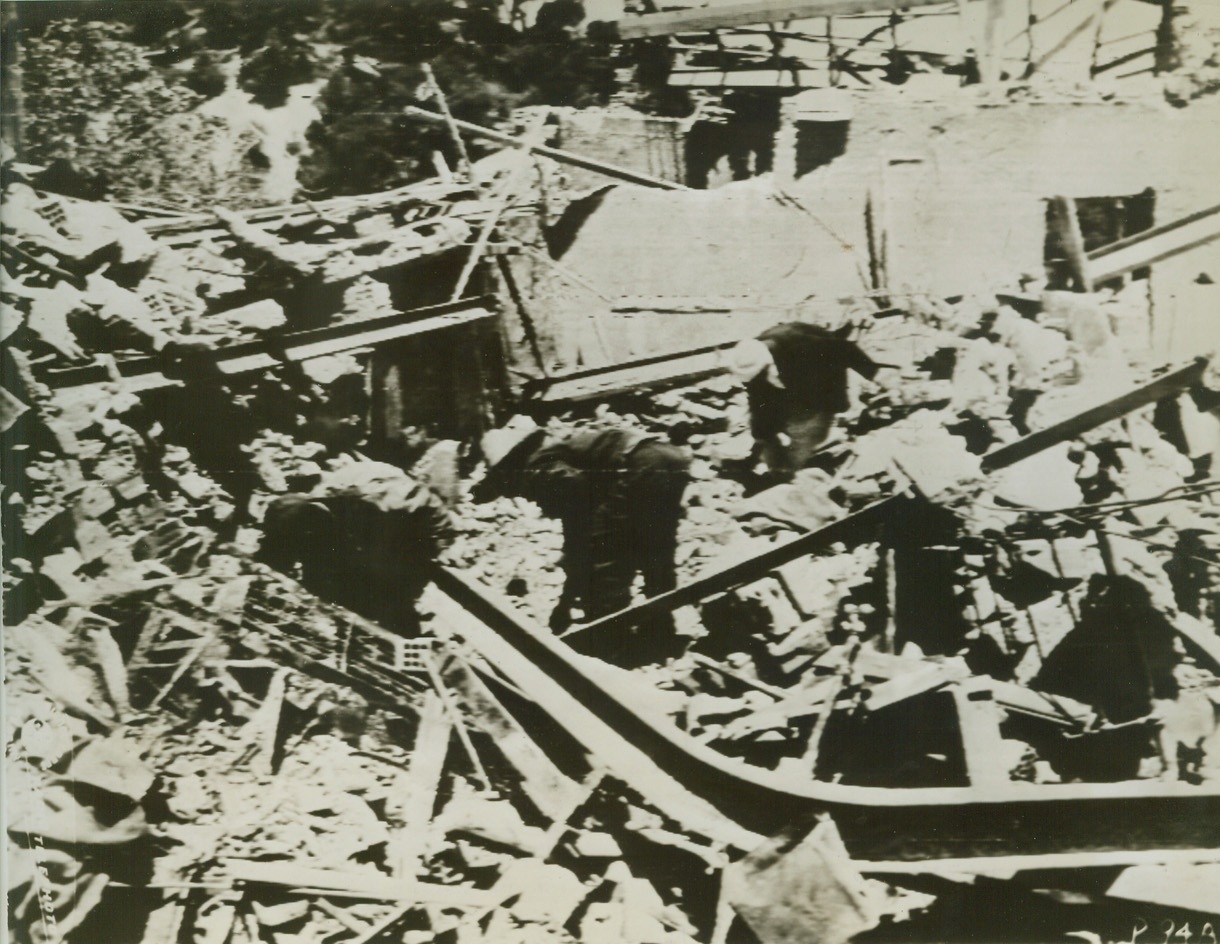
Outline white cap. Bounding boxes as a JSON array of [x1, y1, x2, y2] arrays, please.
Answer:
[[481, 415, 543, 469], [726, 338, 775, 383]]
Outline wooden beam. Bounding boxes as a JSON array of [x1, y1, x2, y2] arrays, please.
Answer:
[[1050, 195, 1094, 292], [141, 180, 472, 238], [40, 298, 497, 392], [668, 69, 824, 87], [530, 342, 740, 402], [560, 357, 1210, 645], [396, 692, 451, 877], [979, 357, 1209, 472], [860, 847, 1220, 876], [403, 107, 687, 191], [1027, 0, 1119, 78], [1087, 202, 1220, 284], [979, 0, 1006, 84], [613, 0, 951, 39], [223, 859, 493, 907]]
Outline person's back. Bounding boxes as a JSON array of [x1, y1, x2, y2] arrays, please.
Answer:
[[757, 322, 879, 413], [731, 322, 882, 476], [258, 464, 452, 630]]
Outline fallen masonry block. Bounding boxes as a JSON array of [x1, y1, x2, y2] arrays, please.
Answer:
[[489, 860, 587, 925], [250, 899, 310, 929], [722, 817, 878, 944], [66, 736, 155, 801], [437, 794, 549, 856]]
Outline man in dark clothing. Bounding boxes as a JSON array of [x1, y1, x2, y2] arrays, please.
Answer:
[[257, 462, 453, 633], [478, 417, 691, 660], [727, 322, 882, 477]]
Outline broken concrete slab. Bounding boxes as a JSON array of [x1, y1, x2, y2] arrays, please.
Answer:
[[722, 817, 879, 944]]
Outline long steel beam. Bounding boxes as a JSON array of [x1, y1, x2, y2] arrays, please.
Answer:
[[613, 0, 951, 40], [433, 566, 1220, 860]]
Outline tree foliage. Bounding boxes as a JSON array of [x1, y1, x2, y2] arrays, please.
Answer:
[[15, 20, 202, 186], [7, 0, 622, 203]]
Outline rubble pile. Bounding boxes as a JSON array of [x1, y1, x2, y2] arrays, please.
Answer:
[[447, 286, 1220, 791], [3, 178, 902, 944], [0, 386, 744, 944], [5, 150, 1220, 942]]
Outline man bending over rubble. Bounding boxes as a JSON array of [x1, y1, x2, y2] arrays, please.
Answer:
[[727, 322, 884, 477], [477, 416, 691, 662], [257, 462, 453, 633]]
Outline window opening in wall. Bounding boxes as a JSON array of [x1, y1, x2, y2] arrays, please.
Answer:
[[1044, 189, 1156, 291]]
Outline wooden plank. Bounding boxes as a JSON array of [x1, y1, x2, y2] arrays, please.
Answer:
[[223, 859, 492, 907], [614, 0, 950, 39], [979, 358, 1209, 472], [865, 661, 969, 711], [422, 657, 490, 791], [1171, 612, 1220, 674], [1087, 202, 1220, 284], [429, 578, 767, 853], [404, 107, 687, 191], [443, 659, 587, 821], [395, 691, 451, 878], [451, 152, 535, 302], [422, 63, 474, 179], [690, 653, 790, 699], [979, 0, 1006, 84]]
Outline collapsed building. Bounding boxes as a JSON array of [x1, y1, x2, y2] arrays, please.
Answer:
[[4, 0, 1220, 942]]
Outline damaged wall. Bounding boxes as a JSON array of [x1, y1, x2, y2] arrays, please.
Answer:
[[778, 94, 1220, 356], [499, 95, 1220, 381], [500, 182, 869, 375]]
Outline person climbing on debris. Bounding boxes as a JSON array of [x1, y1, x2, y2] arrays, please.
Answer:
[[256, 461, 454, 633], [476, 416, 691, 663], [727, 322, 885, 477]]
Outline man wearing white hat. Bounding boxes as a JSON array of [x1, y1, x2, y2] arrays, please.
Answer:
[[478, 417, 690, 661], [727, 322, 882, 477]]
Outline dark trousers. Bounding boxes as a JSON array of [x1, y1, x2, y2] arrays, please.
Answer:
[[585, 441, 689, 620]]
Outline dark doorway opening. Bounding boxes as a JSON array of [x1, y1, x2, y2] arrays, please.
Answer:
[[795, 119, 850, 178]]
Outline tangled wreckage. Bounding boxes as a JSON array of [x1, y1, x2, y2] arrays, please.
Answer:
[[6, 3, 1220, 940]]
